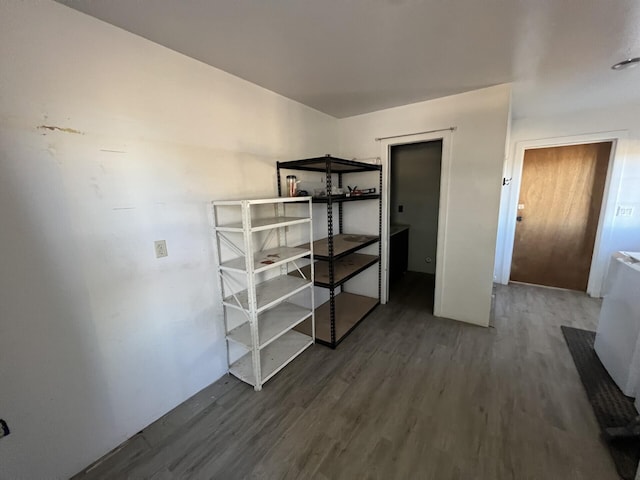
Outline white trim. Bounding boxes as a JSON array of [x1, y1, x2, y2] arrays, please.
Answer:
[[379, 130, 454, 317], [499, 130, 628, 297]]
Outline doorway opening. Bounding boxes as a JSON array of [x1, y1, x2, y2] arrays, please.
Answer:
[[388, 140, 443, 311], [510, 141, 612, 291]]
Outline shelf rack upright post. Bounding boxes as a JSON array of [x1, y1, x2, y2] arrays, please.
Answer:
[[212, 197, 315, 391], [277, 155, 382, 348]]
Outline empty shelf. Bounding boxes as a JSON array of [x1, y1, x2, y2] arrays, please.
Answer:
[[220, 246, 311, 273], [223, 275, 311, 313], [227, 302, 312, 349], [216, 216, 310, 233], [295, 292, 378, 346], [291, 253, 379, 288], [302, 233, 379, 260], [212, 197, 311, 206], [229, 330, 313, 387], [278, 156, 382, 173]]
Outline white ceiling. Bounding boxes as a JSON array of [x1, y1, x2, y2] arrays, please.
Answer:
[[56, 0, 640, 119]]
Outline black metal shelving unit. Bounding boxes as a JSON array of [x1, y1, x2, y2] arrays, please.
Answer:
[[277, 155, 382, 348]]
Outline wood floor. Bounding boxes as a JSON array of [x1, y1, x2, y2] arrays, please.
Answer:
[[74, 272, 619, 479]]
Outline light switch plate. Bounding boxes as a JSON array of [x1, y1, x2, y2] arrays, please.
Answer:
[[154, 240, 168, 258], [617, 206, 634, 217]]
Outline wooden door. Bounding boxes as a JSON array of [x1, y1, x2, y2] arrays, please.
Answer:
[[510, 142, 611, 291]]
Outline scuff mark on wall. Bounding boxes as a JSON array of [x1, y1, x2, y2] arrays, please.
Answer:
[[100, 149, 126, 153], [37, 125, 84, 135]]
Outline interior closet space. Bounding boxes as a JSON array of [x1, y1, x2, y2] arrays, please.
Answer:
[[389, 140, 443, 309]]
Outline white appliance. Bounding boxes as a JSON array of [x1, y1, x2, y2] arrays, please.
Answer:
[[594, 252, 640, 397]]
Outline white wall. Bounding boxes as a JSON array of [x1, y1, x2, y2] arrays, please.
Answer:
[[0, 2, 336, 478], [338, 85, 512, 327], [494, 102, 640, 294]]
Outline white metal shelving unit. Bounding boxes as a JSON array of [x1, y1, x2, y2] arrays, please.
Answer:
[[212, 197, 315, 391]]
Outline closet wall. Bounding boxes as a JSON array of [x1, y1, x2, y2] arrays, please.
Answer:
[[338, 84, 512, 327]]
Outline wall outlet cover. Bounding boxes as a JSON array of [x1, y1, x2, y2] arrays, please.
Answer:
[[617, 205, 634, 217], [154, 240, 168, 258]]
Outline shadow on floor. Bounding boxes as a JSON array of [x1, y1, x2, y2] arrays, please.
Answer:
[[389, 271, 435, 313]]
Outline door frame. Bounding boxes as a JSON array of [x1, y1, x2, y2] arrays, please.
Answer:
[[379, 130, 453, 316], [499, 130, 627, 297]]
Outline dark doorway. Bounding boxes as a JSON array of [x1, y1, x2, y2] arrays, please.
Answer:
[[388, 140, 443, 311]]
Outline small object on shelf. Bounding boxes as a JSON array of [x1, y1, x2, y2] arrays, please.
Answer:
[[277, 155, 382, 348], [286, 175, 300, 197], [212, 197, 315, 391], [346, 186, 376, 197]]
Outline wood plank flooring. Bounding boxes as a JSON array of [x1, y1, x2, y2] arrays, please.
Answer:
[[73, 272, 618, 479]]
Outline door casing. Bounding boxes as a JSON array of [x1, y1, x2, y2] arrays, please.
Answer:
[[510, 142, 611, 290], [499, 131, 627, 297], [379, 130, 453, 314]]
